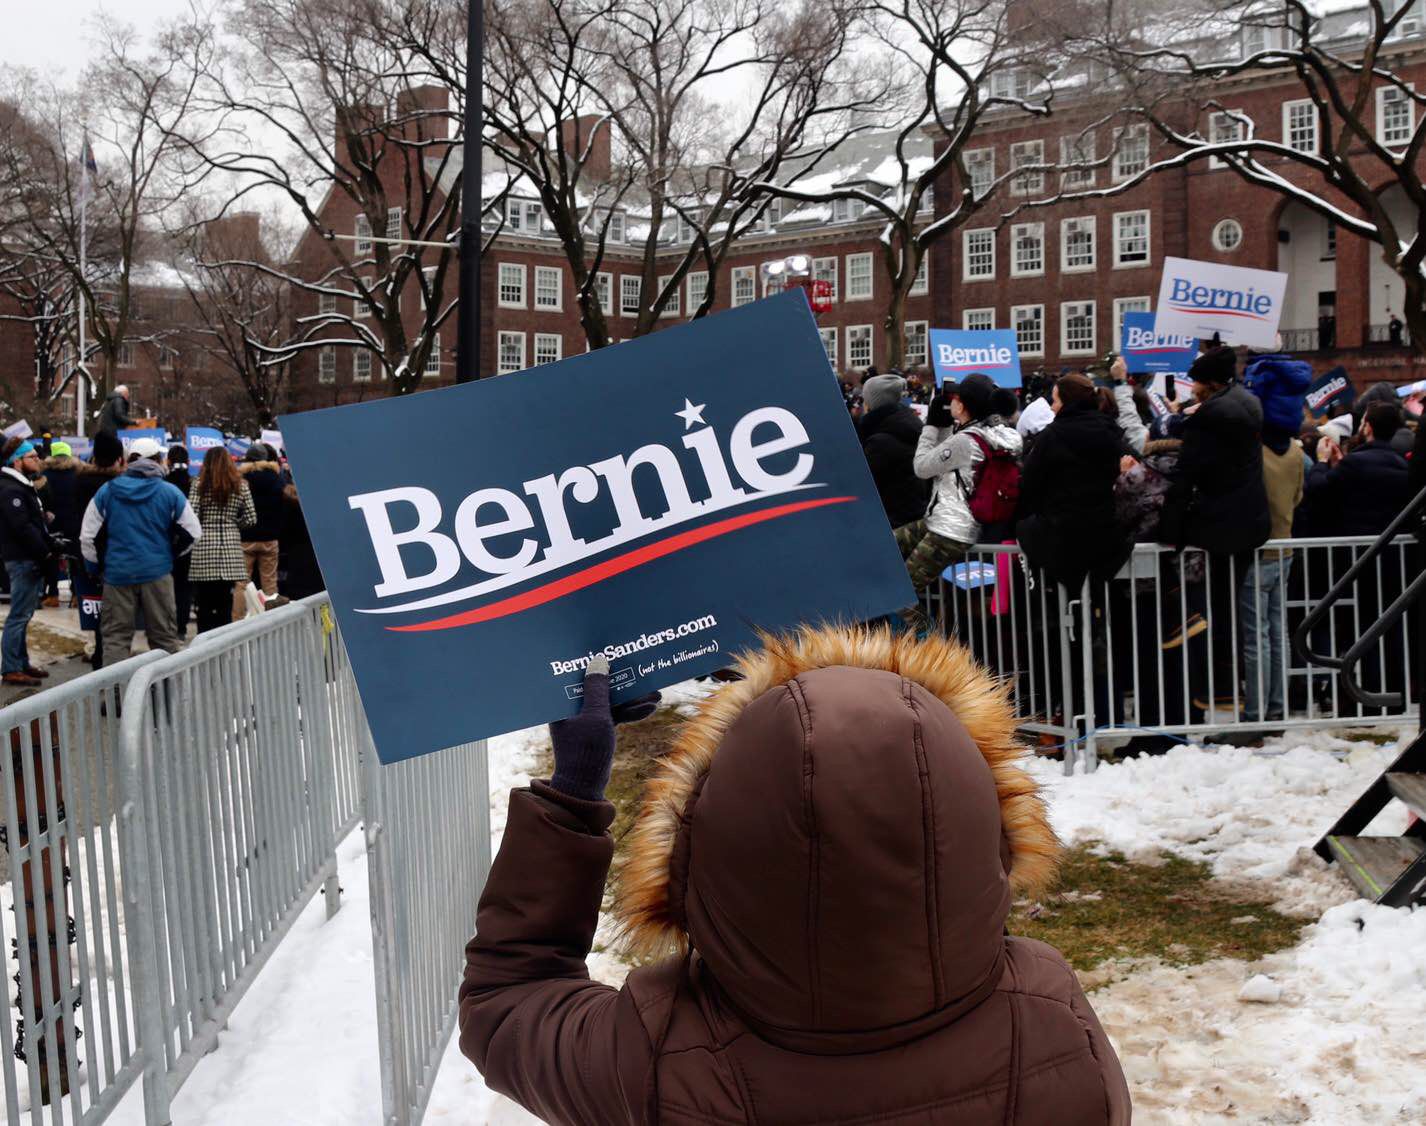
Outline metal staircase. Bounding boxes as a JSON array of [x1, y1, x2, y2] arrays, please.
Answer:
[[1293, 484, 1426, 906]]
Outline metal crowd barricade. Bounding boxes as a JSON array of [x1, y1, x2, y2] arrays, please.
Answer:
[[0, 652, 164, 1126], [118, 601, 344, 1124], [360, 713, 489, 1122], [941, 536, 1422, 772]]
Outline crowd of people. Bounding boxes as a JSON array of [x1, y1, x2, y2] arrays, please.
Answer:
[[0, 427, 323, 687], [853, 340, 1424, 740]]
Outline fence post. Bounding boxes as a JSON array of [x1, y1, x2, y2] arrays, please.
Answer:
[[117, 672, 176, 1126], [300, 607, 343, 920]]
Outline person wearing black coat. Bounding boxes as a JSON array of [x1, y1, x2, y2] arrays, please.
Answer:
[[857, 374, 930, 529], [1305, 403, 1411, 536], [95, 385, 133, 437], [236, 445, 286, 618], [1016, 372, 1132, 591], [1161, 347, 1271, 556], [0, 438, 54, 685], [164, 446, 194, 632], [278, 485, 325, 600], [73, 431, 126, 669]]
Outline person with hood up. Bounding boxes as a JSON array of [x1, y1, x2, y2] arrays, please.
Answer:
[[81, 438, 201, 666], [858, 372, 930, 529], [1239, 348, 1312, 724], [1016, 372, 1132, 591], [895, 372, 1022, 618], [96, 384, 133, 438], [459, 626, 1131, 1125], [236, 444, 285, 619]]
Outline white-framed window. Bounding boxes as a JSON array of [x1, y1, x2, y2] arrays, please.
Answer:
[[759, 200, 781, 231], [498, 263, 526, 308], [658, 274, 680, 317], [819, 327, 837, 367], [846, 252, 874, 300], [731, 265, 756, 306], [1112, 296, 1151, 343], [318, 345, 336, 384], [964, 308, 996, 331], [847, 324, 873, 369], [1012, 304, 1044, 357], [910, 255, 929, 295], [1061, 300, 1096, 355], [1114, 210, 1151, 267], [761, 263, 782, 298], [964, 148, 995, 199], [1010, 139, 1044, 196], [497, 331, 526, 374], [602, 209, 626, 244], [832, 197, 863, 223], [353, 350, 373, 382], [159, 346, 175, 370], [1324, 221, 1337, 260], [1011, 222, 1045, 277], [905, 320, 929, 366], [1213, 218, 1244, 252], [1283, 100, 1319, 154], [1113, 124, 1149, 182], [1060, 134, 1096, 189], [117, 341, 135, 369], [534, 266, 562, 310], [507, 198, 538, 231], [595, 272, 612, 313], [1062, 217, 1096, 272], [354, 213, 372, 254], [687, 270, 708, 311], [385, 206, 403, 243], [423, 334, 441, 377], [677, 210, 703, 243], [1209, 111, 1248, 167], [964, 228, 995, 280], [318, 291, 337, 315], [1386, 0, 1422, 37], [620, 275, 642, 316], [1240, 20, 1277, 58], [1378, 85, 1415, 146], [354, 277, 373, 319], [990, 68, 1034, 101], [813, 256, 838, 300], [534, 333, 562, 365]]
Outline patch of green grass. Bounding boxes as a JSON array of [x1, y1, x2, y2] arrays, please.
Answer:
[[1013, 845, 1304, 974]]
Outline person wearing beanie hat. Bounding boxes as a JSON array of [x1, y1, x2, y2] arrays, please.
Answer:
[[0, 436, 55, 685], [892, 372, 1022, 628], [858, 375, 929, 530], [81, 437, 201, 667], [1187, 343, 1237, 391]]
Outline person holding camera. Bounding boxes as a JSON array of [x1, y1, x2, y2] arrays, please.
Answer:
[[0, 437, 59, 686]]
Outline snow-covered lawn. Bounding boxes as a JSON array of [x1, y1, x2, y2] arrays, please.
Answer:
[[98, 706, 1424, 1125]]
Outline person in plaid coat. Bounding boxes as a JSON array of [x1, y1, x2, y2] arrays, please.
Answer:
[[188, 447, 257, 633]]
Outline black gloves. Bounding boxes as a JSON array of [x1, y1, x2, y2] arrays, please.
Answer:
[[926, 392, 953, 428], [548, 655, 661, 802]]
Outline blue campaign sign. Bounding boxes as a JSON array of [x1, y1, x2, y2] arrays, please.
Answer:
[[226, 436, 253, 459], [1121, 312, 1196, 374], [1305, 365, 1355, 417], [186, 427, 226, 478], [280, 290, 915, 764], [118, 428, 164, 452], [929, 329, 1021, 389]]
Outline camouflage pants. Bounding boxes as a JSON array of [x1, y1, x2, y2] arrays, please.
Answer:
[[894, 519, 969, 597]]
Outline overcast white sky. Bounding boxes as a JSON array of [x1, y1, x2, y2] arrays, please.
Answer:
[[1, 1, 194, 77]]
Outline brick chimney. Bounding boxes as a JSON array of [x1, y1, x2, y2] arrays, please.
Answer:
[[559, 115, 611, 184]]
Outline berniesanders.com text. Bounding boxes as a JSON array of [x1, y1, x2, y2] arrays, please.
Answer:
[[549, 614, 719, 675]]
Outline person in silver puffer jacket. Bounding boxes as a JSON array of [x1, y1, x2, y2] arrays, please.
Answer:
[[894, 372, 1023, 612]]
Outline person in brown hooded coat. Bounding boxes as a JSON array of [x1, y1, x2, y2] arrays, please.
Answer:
[[459, 625, 1131, 1124]]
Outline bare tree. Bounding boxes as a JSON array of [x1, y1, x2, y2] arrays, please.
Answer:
[[171, 0, 512, 395], [1049, 0, 1426, 349], [397, 0, 882, 351], [0, 17, 213, 414], [747, 0, 1076, 368]]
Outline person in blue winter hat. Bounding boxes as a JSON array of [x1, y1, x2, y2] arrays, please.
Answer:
[[1241, 337, 1313, 438]]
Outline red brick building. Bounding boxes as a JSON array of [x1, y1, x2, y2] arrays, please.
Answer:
[[932, 14, 1426, 386]]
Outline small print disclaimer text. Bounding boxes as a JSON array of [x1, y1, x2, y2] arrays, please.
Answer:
[[550, 614, 720, 677]]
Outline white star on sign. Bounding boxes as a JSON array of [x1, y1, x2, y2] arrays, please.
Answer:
[[675, 399, 707, 429]]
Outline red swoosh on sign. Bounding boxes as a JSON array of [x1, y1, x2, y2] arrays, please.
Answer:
[[1167, 304, 1268, 320], [387, 494, 859, 632]]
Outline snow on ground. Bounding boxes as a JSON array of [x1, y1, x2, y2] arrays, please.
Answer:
[[88, 696, 1423, 1125]]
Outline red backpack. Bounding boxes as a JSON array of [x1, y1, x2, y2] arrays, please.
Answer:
[[964, 432, 1021, 526]]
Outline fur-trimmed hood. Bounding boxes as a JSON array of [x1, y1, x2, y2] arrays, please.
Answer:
[[43, 455, 79, 472], [615, 625, 1058, 1039], [238, 460, 280, 475]]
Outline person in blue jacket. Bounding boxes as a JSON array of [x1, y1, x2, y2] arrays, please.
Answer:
[[80, 438, 202, 667]]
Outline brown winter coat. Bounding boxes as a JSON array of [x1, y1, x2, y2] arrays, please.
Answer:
[[459, 627, 1131, 1125]]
